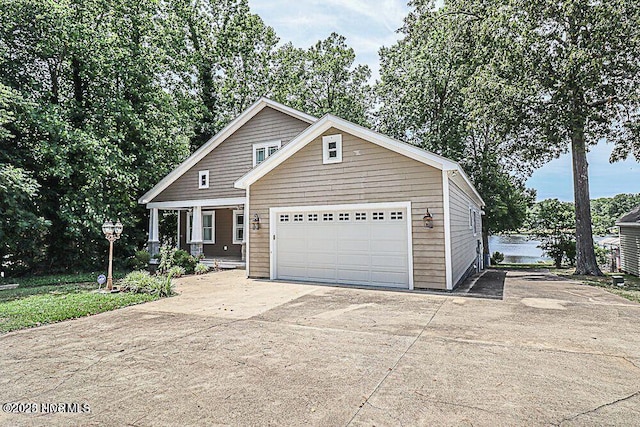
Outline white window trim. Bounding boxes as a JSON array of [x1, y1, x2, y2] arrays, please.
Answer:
[[187, 210, 215, 243], [252, 140, 282, 167], [198, 170, 209, 189], [469, 206, 473, 230], [322, 134, 343, 164], [472, 210, 478, 236], [233, 209, 244, 244]]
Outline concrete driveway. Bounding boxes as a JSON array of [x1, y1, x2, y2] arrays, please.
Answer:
[[1, 269, 639, 426]]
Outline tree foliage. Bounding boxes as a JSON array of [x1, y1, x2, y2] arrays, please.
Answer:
[[272, 33, 372, 125], [376, 0, 542, 254], [591, 194, 640, 236], [528, 199, 576, 268]]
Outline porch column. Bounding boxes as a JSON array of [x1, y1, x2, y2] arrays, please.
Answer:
[[190, 206, 203, 257], [147, 208, 160, 256]]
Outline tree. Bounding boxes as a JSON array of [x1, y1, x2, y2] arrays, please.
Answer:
[[529, 199, 576, 268], [271, 33, 373, 125], [591, 193, 640, 236], [377, 1, 543, 259], [481, 0, 640, 275]]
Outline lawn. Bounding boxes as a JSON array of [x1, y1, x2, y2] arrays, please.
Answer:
[[0, 272, 161, 333]]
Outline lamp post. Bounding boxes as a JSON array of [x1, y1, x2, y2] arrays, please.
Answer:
[[102, 219, 123, 290]]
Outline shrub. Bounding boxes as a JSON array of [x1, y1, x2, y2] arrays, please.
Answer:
[[168, 266, 186, 278], [173, 249, 198, 273], [120, 271, 174, 297], [158, 245, 177, 274], [129, 250, 151, 270], [194, 263, 209, 275], [491, 251, 505, 265]]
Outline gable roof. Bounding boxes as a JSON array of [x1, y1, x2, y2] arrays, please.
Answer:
[[616, 204, 640, 226], [138, 98, 317, 204], [234, 113, 485, 207]]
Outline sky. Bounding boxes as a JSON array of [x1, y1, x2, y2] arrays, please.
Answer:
[[248, 0, 640, 201]]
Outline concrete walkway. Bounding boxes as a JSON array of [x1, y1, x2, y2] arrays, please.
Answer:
[[1, 269, 639, 426]]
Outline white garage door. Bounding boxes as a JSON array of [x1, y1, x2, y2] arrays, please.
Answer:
[[272, 204, 411, 289]]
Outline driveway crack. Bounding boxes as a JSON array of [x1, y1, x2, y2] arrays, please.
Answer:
[[345, 298, 447, 426], [555, 390, 640, 426]]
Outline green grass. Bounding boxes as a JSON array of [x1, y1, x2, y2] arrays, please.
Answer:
[[0, 271, 161, 333], [2, 271, 126, 288], [551, 268, 640, 304], [0, 291, 157, 333]]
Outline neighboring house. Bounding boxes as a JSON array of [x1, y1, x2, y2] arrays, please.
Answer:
[[139, 98, 485, 291], [616, 205, 640, 277]]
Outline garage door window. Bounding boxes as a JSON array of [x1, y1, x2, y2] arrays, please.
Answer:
[[323, 213, 334, 221], [280, 214, 290, 222], [390, 211, 404, 220], [293, 214, 304, 222], [372, 212, 384, 220], [308, 213, 318, 222], [355, 212, 367, 221], [338, 213, 350, 221]]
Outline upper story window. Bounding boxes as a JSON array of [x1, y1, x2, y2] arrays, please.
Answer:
[[198, 170, 209, 189], [253, 140, 282, 167], [322, 134, 342, 164]]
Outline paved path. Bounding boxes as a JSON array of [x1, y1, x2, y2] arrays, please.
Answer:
[[1, 270, 639, 426]]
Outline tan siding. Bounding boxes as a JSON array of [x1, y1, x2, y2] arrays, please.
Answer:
[[154, 107, 310, 202], [620, 226, 640, 276], [248, 129, 447, 290], [449, 180, 482, 286]]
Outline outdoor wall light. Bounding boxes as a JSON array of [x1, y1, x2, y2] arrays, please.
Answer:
[[251, 213, 260, 230], [423, 209, 434, 228], [102, 219, 124, 290]]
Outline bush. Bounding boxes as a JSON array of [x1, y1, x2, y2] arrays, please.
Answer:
[[491, 251, 505, 265], [168, 266, 186, 278], [120, 271, 174, 297], [194, 263, 209, 275], [173, 249, 198, 273], [129, 250, 151, 270]]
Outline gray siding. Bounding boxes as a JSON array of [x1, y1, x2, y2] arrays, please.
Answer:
[[620, 226, 640, 276], [153, 107, 310, 202], [248, 128, 447, 290], [449, 180, 482, 286]]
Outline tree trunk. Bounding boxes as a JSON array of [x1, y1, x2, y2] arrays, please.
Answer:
[[570, 121, 603, 276]]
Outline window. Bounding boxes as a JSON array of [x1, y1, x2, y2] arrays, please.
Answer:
[[233, 210, 244, 244], [372, 212, 384, 220], [198, 170, 209, 189], [473, 211, 478, 235], [293, 214, 304, 222], [187, 210, 215, 243], [323, 213, 334, 221], [322, 134, 342, 164], [390, 211, 403, 220], [355, 212, 366, 221], [308, 213, 318, 222], [338, 213, 350, 221], [253, 140, 282, 166], [469, 207, 473, 229], [279, 214, 289, 222]]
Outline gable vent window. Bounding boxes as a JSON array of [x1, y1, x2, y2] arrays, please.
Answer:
[[198, 170, 209, 189], [253, 140, 282, 167], [322, 134, 343, 164]]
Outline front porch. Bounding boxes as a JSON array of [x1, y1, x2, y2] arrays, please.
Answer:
[[146, 197, 247, 262]]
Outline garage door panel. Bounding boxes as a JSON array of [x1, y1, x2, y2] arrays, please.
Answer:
[[274, 206, 410, 289]]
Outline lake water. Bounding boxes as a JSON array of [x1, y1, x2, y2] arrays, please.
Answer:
[[488, 234, 549, 264], [488, 234, 613, 264]]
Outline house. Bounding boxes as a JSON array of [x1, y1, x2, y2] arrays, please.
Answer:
[[616, 205, 640, 277], [139, 98, 485, 290]]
